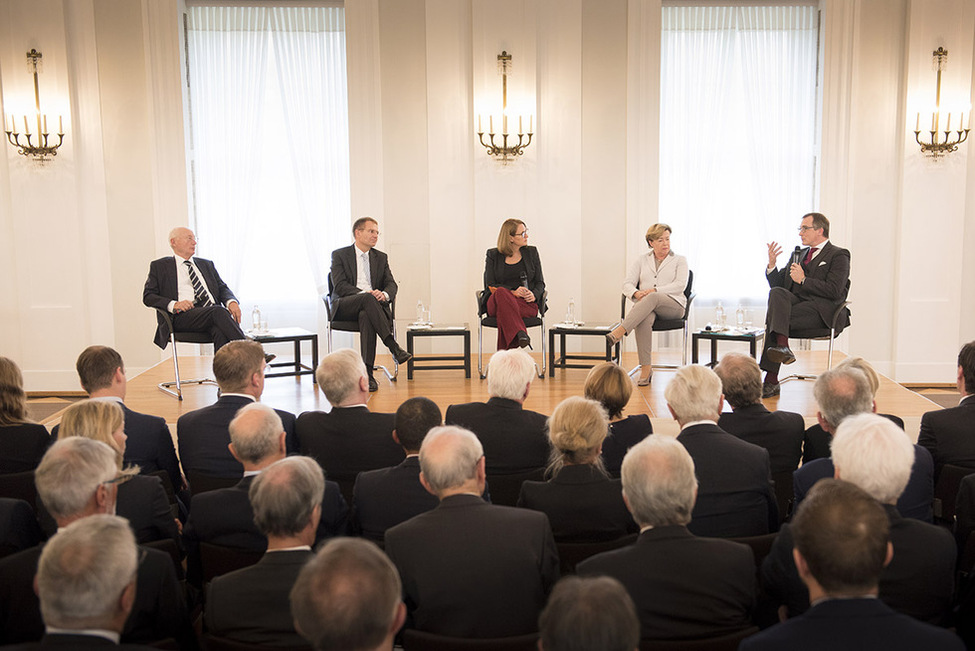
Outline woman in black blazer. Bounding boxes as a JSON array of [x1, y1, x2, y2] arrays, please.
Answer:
[[481, 219, 546, 350], [584, 362, 653, 477], [517, 397, 636, 541], [0, 356, 51, 474]]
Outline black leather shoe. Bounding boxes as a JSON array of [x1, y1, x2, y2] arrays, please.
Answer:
[[762, 382, 781, 398], [516, 331, 532, 349], [765, 346, 796, 365], [368, 375, 379, 392], [264, 353, 276, 364], [390, 343, 413, 365]]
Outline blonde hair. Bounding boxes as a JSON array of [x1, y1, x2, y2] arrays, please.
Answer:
[[0, 356, 31, 426], [645, 223, 672, 246], [836, 356, 880, 398], [58, 400, 126, 469], [547, 397, 609, 476], [496, 219, 527, 257], [584, 363, 632, 419]]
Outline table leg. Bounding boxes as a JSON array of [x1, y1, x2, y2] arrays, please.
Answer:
[[293, 340, 301, 374], [464, 331, 471, 378], [692, 335, 700, 364], [406, 331, 415, 380], [311, 336, 319, 383], [549, 329, 555, 377], [710, 339, 718, 367]]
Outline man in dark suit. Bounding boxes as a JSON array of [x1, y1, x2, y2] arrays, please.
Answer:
[[715, 352, 804, 473], [352, 397, 442, 543], [577, 435, 755, 640], [385, 426, 559, 638], [445, 349, 549, 474], [183, 403, 347, 587], [762, 415, 956, 625], [746, 479, 963, 651], [177, 339, 297, 480], [329, 217, 411, 392], [918, 341, 975, 480], [760, 212, 851, 397], [665, 364, 777, 537], [205, 457, 325, 647]]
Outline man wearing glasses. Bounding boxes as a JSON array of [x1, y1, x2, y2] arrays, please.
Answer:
[[760, 212, 851, 398]]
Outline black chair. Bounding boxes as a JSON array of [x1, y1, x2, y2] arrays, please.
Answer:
[[484, 468, 545, 507], [0, 498, 43, 558], [151, 307, 219, 400], [640, 627, 759, 650], [619, 270, 696, 371], [476, 290, 548, 379], [771, 470, 795, 525], [0, 471, 38, 512], [556, 533, 639, 575], [199, 542, 264, 584], [932, 463, 974, 526], [402, 629, 538, 651], [186, 470, 240, 498], [322, 273, 398, 382], [780, 300, 851, 383], [729, 532, 777, 574], [143, 538, 185, 579], [205, 635, 312, 651]]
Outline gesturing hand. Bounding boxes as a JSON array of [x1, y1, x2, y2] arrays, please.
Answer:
[[767, 241, 782, 268]]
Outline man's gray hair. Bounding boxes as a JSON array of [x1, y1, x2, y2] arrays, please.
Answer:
[[37, 515, 138, 630], [664, 365, 723, 423], [291, 538, 401, 651], [813, 366, 873, 430], [315, 348, 368, 405], [250, 456, 324, 537], [714, 353, 762, 409], [419, 426, 483, 494], [487, 349, 536, 401], [831, 413, 914, 504], [229, 402, 284, 464], [36, 438, 118, 520], [621, 436, 698, 527]]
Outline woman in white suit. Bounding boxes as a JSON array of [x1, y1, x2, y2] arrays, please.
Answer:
[[607, 223, 688, 385]]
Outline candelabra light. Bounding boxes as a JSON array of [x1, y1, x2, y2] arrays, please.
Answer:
[[4, 49, 65, 161], [914, 47, 970, 159], [476, 51, 534, 164]]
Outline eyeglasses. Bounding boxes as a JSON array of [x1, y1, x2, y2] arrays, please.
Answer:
[[101, 473, 134, 487], [514, 230, 528, 237], [358, 228, 380, 236], [798, 226, 818, 232]]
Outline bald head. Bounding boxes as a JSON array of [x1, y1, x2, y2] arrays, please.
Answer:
[[168, 227, 197, 259], [418, 426, 484, 498], [813, 367, 874, 432], [228, 402, 286, 469]]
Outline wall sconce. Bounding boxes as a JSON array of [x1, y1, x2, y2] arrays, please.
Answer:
[[476, 51, 534, 164], [4, 49, 66, 161], [914, 47, 970, 159]]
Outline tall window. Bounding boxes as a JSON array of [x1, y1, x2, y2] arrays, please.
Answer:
[[184, 4, 350, 330], [659, 4, 819, 304]]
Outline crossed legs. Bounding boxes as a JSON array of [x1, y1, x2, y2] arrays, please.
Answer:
[[334, 293, 394, 370], [620, 294, 684, 368], [172, 305, 247, 351]]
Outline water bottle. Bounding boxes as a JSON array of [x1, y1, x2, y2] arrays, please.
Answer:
[[715, 302, 726, 328], [566, 297, 576, 325], [251, 305, 262, 331], [416, 300, 424, 324], [736, 304, 745, 328]]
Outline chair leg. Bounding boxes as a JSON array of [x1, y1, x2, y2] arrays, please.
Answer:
[[326, 323, 333, 354], [538, 316, 546, 379], [827, 330, 835, 370], [478, 321, 486, 380], [170, 336, 182, 401], [158, 339, 217, 399], [681, 322, 689, 366], [779, 337, 818, 383]]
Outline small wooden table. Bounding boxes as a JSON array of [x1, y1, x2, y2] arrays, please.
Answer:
[[548, 324, 620, 376], [691, 328, 765, 368], [406, 324, 471, 379], [251, 327, 319, 381]]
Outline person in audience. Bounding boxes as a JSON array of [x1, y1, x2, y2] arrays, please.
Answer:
[[480, 218, 546, 350], [296, 349, 404, 501], [577, 436, 755, 640], [290, 538, 406, 651], [918, 340, 975, 480], [583, 362, 653, 476], [0, 438, 192, 647], [538, 576, 640, 651], [352, 396, 442, 543], [0, 356, 51, 474], [665, 364, 777, 536], [205, 456, 325, 647], [956, 473, 975, 555], [177, 339, 297, 480], [759, 212, 851, 398], [715, 352, 804, 474], [328, 217, 412, 392], [384, 426, 559, 638], [517, 396, 636, 541], [445, 349, 548, 474], [607, 223, 689, 386], [746, 479, 964, 650], [0, 497, 43, 555], [793, 367, 933, 522], [762, 414, 956, 625], [57, 400, 180, 549], [184, 403, 347, 587]]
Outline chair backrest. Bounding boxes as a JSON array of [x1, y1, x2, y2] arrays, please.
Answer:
[[151, 307, 212, 345], [143, 538, 184, 579], [402, 629, 538, 651], [728, 533, 777, 573], [199, 542, 264, 583], [557, 533, 639, 575], [205, 634, 312, 651], [639, 626, 759, 651], [770, 470, 795, 524], [0, 471, 38, 512], [933, 464, 975, 524], [621, 270, 695, 320], [324, 273, 396, 326], [485, 468, 545, 507], [186, 470, 241, 498]]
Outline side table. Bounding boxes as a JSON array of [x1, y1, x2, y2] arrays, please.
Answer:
[[548, 324, 620, 377], [251, 327, 319, 381], [691, 328, 765, 368], [406, 324, 471, 379]]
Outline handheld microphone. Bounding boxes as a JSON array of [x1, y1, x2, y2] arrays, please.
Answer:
[[790, 246, 802, 267], [520, 272, 529, 288]]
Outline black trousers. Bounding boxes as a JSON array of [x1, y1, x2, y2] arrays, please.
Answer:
[[759, 287, 826, 375], [333, 293, 393, 370], [172, 305, 246, 351]]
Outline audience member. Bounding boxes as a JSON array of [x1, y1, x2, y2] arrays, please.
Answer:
[[583, 362, 652, 476], [0, 356, 51, 474], [715, 352, 803, 473], [0, 497, 43, 555], [445, 349, 549, 474], [745, 479, 963, 650], [290, 538, 406, 651], [205, 456, 325, 647], [956, 473, 975, 555], [177, 339, 297, 480], [762, 414, 956, 625], [665, 364, 777, 536], [517, 396, 636, 541], [538, 576, 640, 651], [919, 340, 975, 479], [385, 426, 559, 637], [577, 435, 755, 640]]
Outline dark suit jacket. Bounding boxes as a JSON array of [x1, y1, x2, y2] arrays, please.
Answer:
[[0, 498, 42, 553], [802, 413, 905, 464], [352, 456, 439, 543], [205, 549, 314, 647], [766, 240, 851, 332], [329, 244, 398, 308], [0, 423, 51, 474], [480, 246, 546, 314], [739, 598, 964, 651], [676, 423, 778, 537], [143, 255, 238, 349], [516, 464, 636, 541], [918, 395, 975, 480], [445, 398, 549, 474], [602, 415, 653, 477], [385, 494, 559, 638], [1, 633, 159, 649], [718, 404, 804, 474], [577, 525, 755, 640], [296, 407, 403, 487], [760, 504, 956, 624], [177, 396, 297, 479], [792, 444, 934, 523], [956, 473, 975, 552]]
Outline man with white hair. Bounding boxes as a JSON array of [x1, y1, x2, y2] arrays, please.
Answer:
[[666, 364, 777, 537], [385, 426, 559, 638], [762, 414, 956, 625], [445, 349, 549, 474], [577, 436, 755, 640]]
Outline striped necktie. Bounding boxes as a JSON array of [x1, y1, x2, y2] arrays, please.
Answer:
[[184, 261, 213, 308], [362, 251, 372, 288]]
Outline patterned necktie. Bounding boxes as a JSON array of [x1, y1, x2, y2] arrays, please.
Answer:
[[802, 247, 818, 266], [362, 252, 372, 288], [184, 260, 213, 308]]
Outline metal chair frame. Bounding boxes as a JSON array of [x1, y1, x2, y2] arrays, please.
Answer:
[[152, 308, 218, 401], [322, 273, 398, 382], [476, 290, 547, 379], [619, 269, 696, 373], [780, 300, 852, 384]]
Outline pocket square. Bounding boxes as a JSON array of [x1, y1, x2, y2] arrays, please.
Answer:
[[818, 261, 826, 266]]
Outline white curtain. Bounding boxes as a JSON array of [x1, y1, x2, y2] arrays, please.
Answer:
[[659, 5, 819, 310]]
